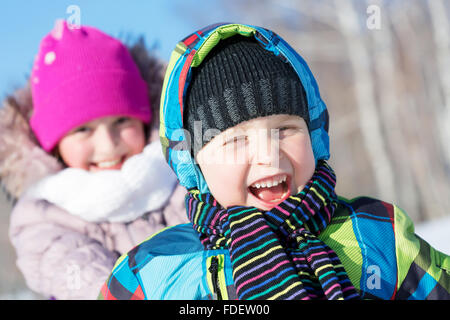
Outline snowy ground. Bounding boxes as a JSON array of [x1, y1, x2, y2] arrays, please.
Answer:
[[0, 290, 40, 300], [415, 215, 450, 255]]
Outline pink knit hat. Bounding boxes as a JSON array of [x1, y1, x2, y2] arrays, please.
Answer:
[[30, 20, 151, 152]]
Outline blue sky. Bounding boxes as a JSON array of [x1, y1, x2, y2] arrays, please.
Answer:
[[0, 0, 241, 100]]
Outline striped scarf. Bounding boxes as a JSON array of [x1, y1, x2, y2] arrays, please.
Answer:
[[187, 160, 359, 300]]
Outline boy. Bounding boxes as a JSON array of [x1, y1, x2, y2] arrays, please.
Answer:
[[99, 23, 450, 300]]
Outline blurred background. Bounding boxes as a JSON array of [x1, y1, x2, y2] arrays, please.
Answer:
[[0, 0, 449, 299]]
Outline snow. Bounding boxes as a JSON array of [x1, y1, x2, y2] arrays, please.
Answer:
[[415, 215, 450, 255], [0, 290, 40, 300]]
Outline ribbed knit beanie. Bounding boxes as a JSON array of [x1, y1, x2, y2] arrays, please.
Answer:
[[184, 35, 309, 155], [30, 20, 151, 152]]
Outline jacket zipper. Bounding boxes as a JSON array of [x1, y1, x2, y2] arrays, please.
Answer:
[[208, 256, 223, 300]]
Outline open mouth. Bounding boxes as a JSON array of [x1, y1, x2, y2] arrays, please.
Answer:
[[248, 173, 291, 207], [89, 155, 126, 171]]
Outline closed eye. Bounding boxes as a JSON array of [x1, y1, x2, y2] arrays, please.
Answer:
[[223, 135, 248, 146], [114, 117, 130, 125], [74, 126, 90, 134], [277, 126, 301, 138]]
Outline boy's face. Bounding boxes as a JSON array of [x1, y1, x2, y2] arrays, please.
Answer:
[[196, 114, 315, 211], [57, 116, 146, 172]]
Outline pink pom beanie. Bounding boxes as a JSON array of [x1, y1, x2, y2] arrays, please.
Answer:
[[30, 20, 151, 152]]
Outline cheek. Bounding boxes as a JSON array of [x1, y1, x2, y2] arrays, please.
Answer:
[[281, 135, 315, 192], [199, 161, 247, 208], [120, 124, 146, 156], [58, 139, 92, 170]]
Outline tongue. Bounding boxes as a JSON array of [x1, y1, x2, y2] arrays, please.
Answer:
[[252, 184, 285, 202]]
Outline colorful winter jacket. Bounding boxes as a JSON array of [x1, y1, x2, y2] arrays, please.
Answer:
[[99, 23, 450, 300]]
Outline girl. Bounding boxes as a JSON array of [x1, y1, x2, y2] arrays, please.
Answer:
[[0, 20, 187, 299]]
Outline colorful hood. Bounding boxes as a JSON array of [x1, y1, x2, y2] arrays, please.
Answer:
[[160, 23, 330, 193]]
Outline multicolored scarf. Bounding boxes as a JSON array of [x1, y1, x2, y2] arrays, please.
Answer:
[[187, 160, 359, 300]]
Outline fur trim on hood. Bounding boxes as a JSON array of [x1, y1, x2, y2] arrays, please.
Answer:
[[0, 37, 166, 204]]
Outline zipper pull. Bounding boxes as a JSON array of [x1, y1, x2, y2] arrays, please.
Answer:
[[208, 256, 222, 300]]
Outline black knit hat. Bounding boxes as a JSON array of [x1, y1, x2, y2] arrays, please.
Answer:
[[184, 35, 309, 155]]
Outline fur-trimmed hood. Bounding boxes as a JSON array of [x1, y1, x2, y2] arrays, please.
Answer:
[[0, 38, 166, 203]]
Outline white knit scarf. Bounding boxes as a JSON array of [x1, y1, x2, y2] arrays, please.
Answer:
[[24, 141, 178, 223]]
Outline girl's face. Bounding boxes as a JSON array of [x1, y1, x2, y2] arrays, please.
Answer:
[[196, 114, 315, 211], [57, 116, 146, 172]]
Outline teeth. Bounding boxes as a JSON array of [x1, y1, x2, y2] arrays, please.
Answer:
[[96, 158, 121, 168], [251, 174, 287, 189]]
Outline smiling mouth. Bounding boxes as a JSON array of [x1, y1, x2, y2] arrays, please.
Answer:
[[90, 155, 126, 171], [248, 174, 291, 204]]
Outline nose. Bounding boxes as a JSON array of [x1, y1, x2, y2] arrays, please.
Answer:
[[250, 129, 281, 167], [92, 125, 118, 154]]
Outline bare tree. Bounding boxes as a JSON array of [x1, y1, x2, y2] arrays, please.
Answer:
[[428, 0, 450, 164], [334, 0, 397, 203]]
